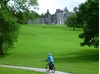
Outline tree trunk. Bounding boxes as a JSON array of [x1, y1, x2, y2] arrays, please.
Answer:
[[73, 25, 75, 31], [0, 38, 3, 55], [0, 44, 3, 55]]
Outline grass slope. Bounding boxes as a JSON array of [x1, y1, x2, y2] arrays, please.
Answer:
[[0, 25, 99, 74]]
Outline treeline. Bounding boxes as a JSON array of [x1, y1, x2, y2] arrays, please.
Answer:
[[14, 10, 40, 24]]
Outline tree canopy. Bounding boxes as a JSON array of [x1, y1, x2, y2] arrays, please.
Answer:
[[7, 0, 38, 12], [76, 0, 99, 47], [15, 10, 40, 24], [66, 13, 82, 31], [0, 7, 20, 55], [7, 0, 39, 24]]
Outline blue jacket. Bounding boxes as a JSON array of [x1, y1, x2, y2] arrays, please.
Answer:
[[48, 55, 54, 62]]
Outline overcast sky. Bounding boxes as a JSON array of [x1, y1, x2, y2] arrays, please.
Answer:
[[33, 0, 87, 14]]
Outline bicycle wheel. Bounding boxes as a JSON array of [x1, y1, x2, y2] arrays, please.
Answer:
[[51, 64, 56, 73], [45, 64, 50, 72]]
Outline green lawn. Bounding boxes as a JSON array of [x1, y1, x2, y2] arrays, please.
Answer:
[[0, 25, 99, 74], [0, 67, 44, 74]]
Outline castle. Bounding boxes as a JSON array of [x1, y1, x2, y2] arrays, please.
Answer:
[[28, 7, 72, 24]]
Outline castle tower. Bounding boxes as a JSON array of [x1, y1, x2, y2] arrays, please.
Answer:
[[64, 7, 71, 22], [46, 9, 51, 24], [73, 7, 78, 13], [55, 9, 64, 24]]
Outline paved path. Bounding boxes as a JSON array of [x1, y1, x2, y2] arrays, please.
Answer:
[[0, 65, 71, 74]]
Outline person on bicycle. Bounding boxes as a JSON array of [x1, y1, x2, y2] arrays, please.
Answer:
[[46, 53, 54, 69]]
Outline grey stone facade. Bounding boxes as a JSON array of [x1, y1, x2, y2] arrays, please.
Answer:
[[55, 9, 64, 24], [29, 8, 71, 25]]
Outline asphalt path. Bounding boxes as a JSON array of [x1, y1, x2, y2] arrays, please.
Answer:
[[0, 65, 71, 74]]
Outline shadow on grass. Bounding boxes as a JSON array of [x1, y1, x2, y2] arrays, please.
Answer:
[[0, 53, 10, 58], [55, 49, 99, 63]]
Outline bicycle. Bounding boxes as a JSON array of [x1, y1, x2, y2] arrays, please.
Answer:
[[45, 62, 56, 73]]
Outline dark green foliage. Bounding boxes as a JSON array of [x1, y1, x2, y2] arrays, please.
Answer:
[[15, 11, 27, 24], [77, 0, 99, 47], [0, 8, 20, 55], [66, 13, 82, 31], [15, 10, 40, 24], [30, 11, 40, 20]]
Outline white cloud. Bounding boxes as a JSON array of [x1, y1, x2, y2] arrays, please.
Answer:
[[35, 0, 87, 14]]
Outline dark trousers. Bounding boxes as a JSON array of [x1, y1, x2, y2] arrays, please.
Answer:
[[49, 62, 53, 69]]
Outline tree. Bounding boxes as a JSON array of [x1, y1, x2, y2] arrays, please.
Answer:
[[76, 0, 99, 47], [29, 11, 40, 20], [0, 0, 19, 55], [7, 0, 38, 14], [66, 7, 82, 31], [7, 0, 39, 24], [66, 13, 82, 31], [15, 11, 27, 24], [15, 10, 40, 24], [0, 8, 20, 55]]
